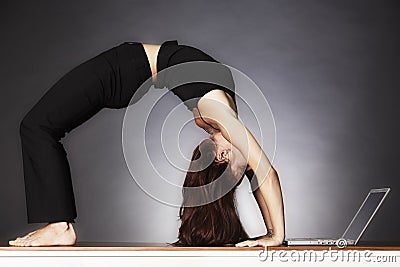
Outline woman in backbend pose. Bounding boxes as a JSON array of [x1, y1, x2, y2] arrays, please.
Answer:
[[9, 40, 285, 247]]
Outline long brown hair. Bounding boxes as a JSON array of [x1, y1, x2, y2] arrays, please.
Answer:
[[173, 139, 248, 246]]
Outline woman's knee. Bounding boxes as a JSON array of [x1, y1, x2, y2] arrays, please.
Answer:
[[20, 112, 36, 136], [20, 112, 61, 141]]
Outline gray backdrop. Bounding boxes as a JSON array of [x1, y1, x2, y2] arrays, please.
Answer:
[[1, 0, 399, 244]]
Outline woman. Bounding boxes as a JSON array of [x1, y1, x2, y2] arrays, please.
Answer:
[[9, 40, 284, 247]]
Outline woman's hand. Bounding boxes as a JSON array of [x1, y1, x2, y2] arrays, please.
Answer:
[[235, 234, 284, 247]]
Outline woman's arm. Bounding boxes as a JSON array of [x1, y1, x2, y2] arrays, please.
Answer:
[[197, 92, 285, 246], [245, 168, 274, 236]]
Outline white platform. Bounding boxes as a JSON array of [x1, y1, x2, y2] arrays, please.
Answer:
[[1, 242, 399, 267]]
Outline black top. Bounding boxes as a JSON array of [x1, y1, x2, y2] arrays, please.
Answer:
[[154, 40, 236, 110]]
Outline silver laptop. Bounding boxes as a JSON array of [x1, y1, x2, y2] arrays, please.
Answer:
[[284, 188, 390, 246]]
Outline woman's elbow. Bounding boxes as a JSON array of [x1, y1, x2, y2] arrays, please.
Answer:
[[266, 166, 279, 184]]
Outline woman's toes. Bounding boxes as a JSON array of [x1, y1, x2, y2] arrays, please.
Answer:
[[20, 233, 34, 240], [20, 232, 36, 240], [9, 239, 22, 246], [11, 240, 21, 246], [21, 239, 30, 246], [11, 235, 30, 245]]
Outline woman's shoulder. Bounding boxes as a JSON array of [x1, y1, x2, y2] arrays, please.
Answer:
[[199, 89, 237, 114]]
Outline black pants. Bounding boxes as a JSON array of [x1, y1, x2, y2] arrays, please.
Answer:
[[19, 42, 152, 223]]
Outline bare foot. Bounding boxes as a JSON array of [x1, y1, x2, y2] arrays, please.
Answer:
[[8, 222, 76, 247]]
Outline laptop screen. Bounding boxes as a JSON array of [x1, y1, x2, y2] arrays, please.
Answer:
[[342, 188, 390, 242]]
